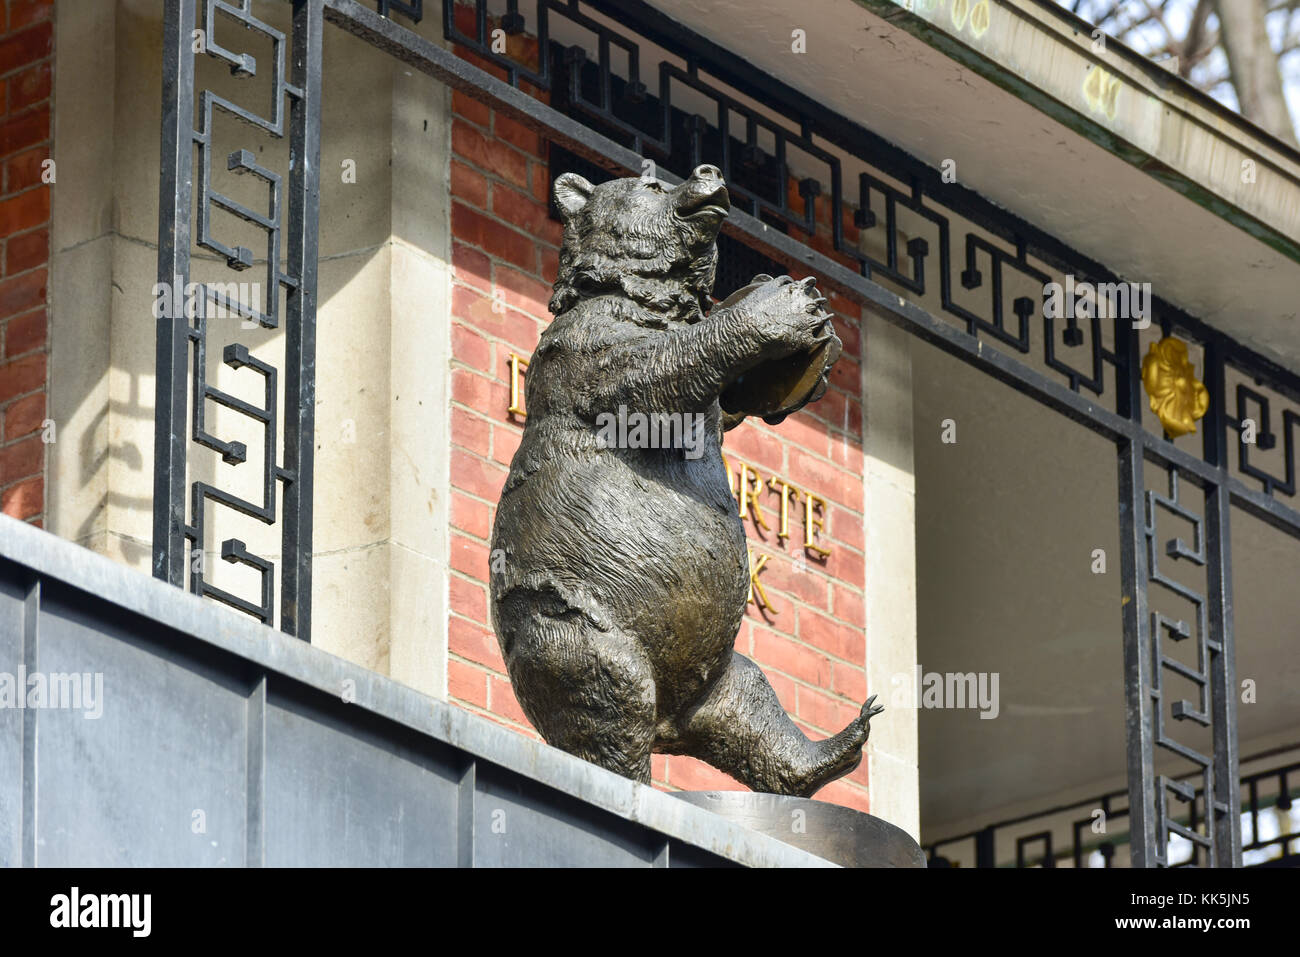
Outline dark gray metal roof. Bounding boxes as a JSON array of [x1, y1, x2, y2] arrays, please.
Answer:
[[0, 516, 830, 867]]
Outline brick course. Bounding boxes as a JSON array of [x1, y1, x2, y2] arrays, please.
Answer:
[[0, 0, 50, 526]]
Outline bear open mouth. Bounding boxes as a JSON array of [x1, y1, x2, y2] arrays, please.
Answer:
[[678, 184, 731, 220]]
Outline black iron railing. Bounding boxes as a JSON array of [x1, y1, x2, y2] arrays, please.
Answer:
[[154, 0, 321, 636], [926, 750, 1300, 867]]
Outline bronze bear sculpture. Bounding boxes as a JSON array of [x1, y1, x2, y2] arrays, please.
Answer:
[[488, 165, 882, 797]]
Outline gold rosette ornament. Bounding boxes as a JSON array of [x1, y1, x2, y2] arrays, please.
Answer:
[[1141, 337, 1209, 438]]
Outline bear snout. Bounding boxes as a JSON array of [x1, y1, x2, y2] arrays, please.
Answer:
[[676, 165, 730, 221]]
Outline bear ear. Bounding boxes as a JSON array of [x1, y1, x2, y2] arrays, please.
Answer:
[[553, 173, 594, 222]]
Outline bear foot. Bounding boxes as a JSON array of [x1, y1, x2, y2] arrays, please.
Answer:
[[791, 695, 885, 797]]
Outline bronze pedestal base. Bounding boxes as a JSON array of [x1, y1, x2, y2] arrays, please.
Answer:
[[671, 791, 926, 868]]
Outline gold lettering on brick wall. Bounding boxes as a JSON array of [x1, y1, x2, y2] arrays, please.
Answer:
[[737, 463, 771, 531], [504, 355, 832, 558], [747, 548, 773, 613], [769, 478, 799, 541], [723, 454, 832, 559], [803, 491, 830, 557], [507, 353, 528, 417]]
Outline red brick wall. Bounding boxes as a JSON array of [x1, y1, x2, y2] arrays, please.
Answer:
[[445, 5, 873, 812], [0, 0, 50, 526]]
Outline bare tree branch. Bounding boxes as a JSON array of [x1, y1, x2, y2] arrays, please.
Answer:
[[1182, 0, 1213, 71], [1214, 0, 1298, 143], [1067, 0, 1299, 142]]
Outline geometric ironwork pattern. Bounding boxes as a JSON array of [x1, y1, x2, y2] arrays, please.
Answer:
[[925, 752, 1299, 867], [1243, 759, 1299, 862], [377, 0, 422, 23], [1143, 467, 1228, 866], [1016, 831, 1055, 868], [1234, 381, 1299, 498], [444, 0, 1300, 505], [189, 1, 295, 623], [446, 0, 1123, 402], [155, 0, 322, 639]]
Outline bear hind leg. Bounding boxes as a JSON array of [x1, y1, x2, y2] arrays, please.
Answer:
[[675, 652, 879, 797], [501, 605, 656, 784]]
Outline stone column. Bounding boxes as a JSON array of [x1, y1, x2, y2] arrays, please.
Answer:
[[47, 2, 454, 697], [862, 312, 920, 840]]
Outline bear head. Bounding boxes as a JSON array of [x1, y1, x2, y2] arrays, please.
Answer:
[[548, 164, 731, 324]]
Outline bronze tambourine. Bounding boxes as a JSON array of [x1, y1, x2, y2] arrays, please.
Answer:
[[717, 279, 842, 425]]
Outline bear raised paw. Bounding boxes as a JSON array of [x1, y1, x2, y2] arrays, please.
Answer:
[[488, 164, 882, 797]]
